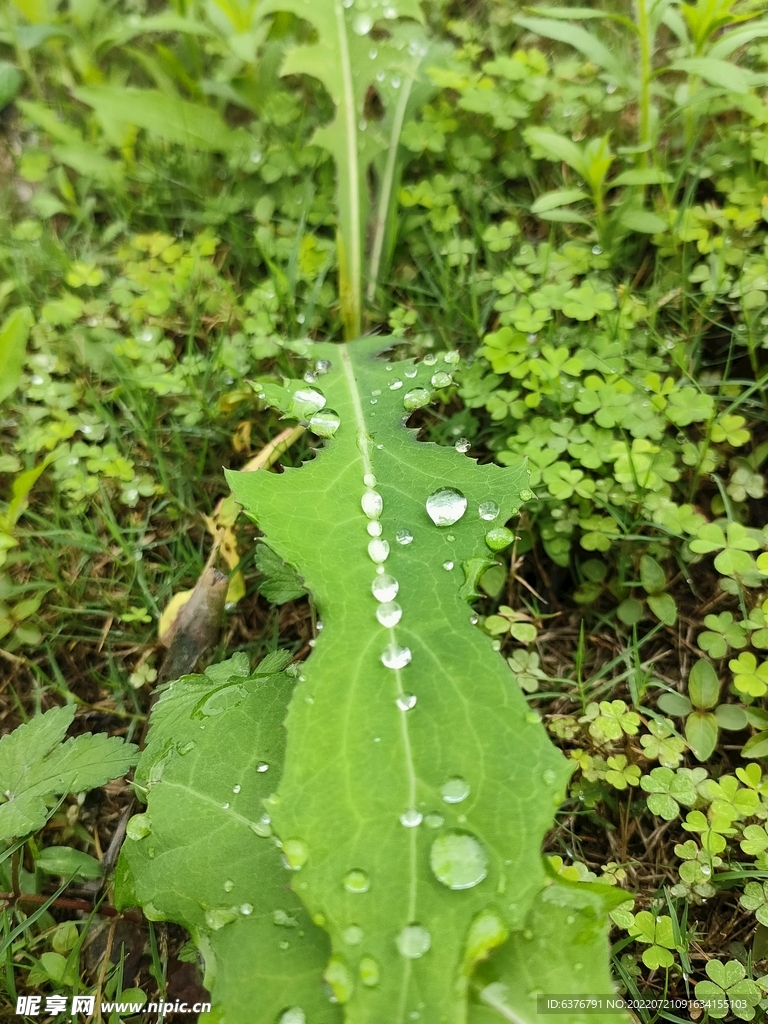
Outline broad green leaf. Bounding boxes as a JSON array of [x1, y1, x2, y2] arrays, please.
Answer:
[[688, 659, 720, 709], [524, 127, 587, 179], [648, 592, 677, 626], [255, 0, 423, 337], [0, 62, 23, 109], [0, 706, 137, 840], [610, 168, 673, 186], [685, 711, 719, 762], [74, 86, 242, 151], [255, 542, 308, 604], [708, 24, 768, 60], [530, 188, 589, 213], [671, 57, 757, 94], [0, 306, 33, 405], [639, 554, 665, 595], [513, 16, 631, 87], [116, 654, 339, 1023], [18, 99, 83, 145], [37, 846, 103, 880], [227, 339, 592, 1021], [618, 208, 668, 233]]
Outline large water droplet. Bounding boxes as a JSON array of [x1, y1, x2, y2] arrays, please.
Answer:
[[360, 956, 380, 987], [431, 371, 452, 388], [426, 488, 467, 527], [353, 12, 373, 33], [485, 527, 514, 552], [283, 839, 309, 871], [344, 869, 370, 893], [430, 831, 488, 890], [315, 359, 332, 375], [291, 387, 326, 420], [361, 490, 383, 519], [343, 924, 364, 945], [403, 388, 431, 411], [308, 409, 340, 438], [454, 437, 471, 453], [397, 924, 431, 959], [478, 501, 500, 521], [368, 538, 390, 564], [382, 643, 412, 669], [126, 814, 151, 841], [376, 601, 402, 627], [396, 692, 417, 711], [367, 520, 383, 538], [372, 574, 399, 602], [441, 777, 470, 804], [395, 528, 413, 545], [400, 808, 423, 827]]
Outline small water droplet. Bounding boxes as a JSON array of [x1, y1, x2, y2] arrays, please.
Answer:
[[591, 245, 603, 255], [403, 388, 431, 411], [315, 359, 332, 375], [400, 808, 423, 827], [376, 70, 386, 82], [376, 601, 402, 627], [291, 387, 326, 420], [367, 520, 383, 538], [344, 869, 370, 893], [389, 379, 403, 390], [372, 574, 399, 602], [250, 150, 262, 164], [353, 12, 373, 33], [360, 955, 380, 987], [423, 353, 437, 366], [368, 538, 390, 563], [343, 924, 364, 945], [369, 395, 377, 402], [525, 712, 541, 724], [240, 903, 253, 915], [397, 924, 431, 959], [250, 814, 272, 838], [363, 472, 377, 487], [283, 838, 309, 871], [222, 802, 230, 810], [543, 769, 557, 784], [426, 488, 467, 527], [455, 437, 471, 453], [279, 1007, 305, 1024], [369, 45, 377, 58], [425, 812, 444, 828], [177, 740, 196, 755], [395, 528, 413, 545], [232, 784, 241, 794], [485, 527, 514, 552], [391, 74, 401, 88], [404, 366, 418, 378], [443, 560, 454, 571], [224, 879, 235, 892], [205, 907, 238, 931], [478, 501, 500, 521], [126, 814, 152, 841], [397, 692, 417, 711], [257, 761, 269, 773], [303, 370, 316, 383], [469, 614, 479, 625], [382, 643, 412, 669], [491, 640, 501, 651], [308, 408, 340, 438], [362, 490, 384, 519], [430, 831, 488, 890], [441, 777, 470, 804], [431, 371, 452, 388]]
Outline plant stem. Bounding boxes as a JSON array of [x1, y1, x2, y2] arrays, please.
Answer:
[[635, 0, 653, 167]]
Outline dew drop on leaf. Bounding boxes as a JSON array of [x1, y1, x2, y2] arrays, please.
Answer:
[[290, 387, 326, 420], [441, 777, 470, 803], [361, 490, 383, 519], [404, 366, 418, 378], [423, 353, 437, 366], [223, 879, 234, 892], [426, 488, 467, 526], [400, 808, 423, 827], [389, 379, 403, 390], [368, 46, 377, 58], [430, 831, 488, 890], [485, 527, 514, 552], [403, 387, 431, 411], [205, 907, 238, 931], [308, 409, 340, 438], [303, 371, 316, 384], [443, 560, 454, 571], [478, 501, 500, 521], [396, 924, 431, 959], [278, 1008, 305, 1024], [367, 520, 383, 538], [363, 473, 376, 487], [395, 529, 413, 545], [232, 784, 241, 794], [126, 814, 151, 841], [177, 740, 196, 755], [368, 538, 390, 564], [282, 839, 309, 871], [257, 761, 269, 773], [314, 359, 331, 375], [240, 903, 253, 916], [543, 769, 557, 784], [525, 712, 541, 724], [250, 815, 272, 838], [353, 12, 373, 33], [376, 601, 402, 627], [372, 574, 399, 602], [381, 643, 412, 669], [425, 812, 444, 828], [396, 692, 417, 711], [454, 437, 471, 453], [431, 371, 452, 388], [359, 956, 380, 987], [343, 869, 370, 893], [343, 925, 364, 945]]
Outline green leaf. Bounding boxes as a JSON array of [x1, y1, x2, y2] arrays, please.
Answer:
[[0, 306, 33, 405], [116, 655, 339, 1023], [523, 127, 587, 179], [255, 542, 308, 604], [611, 168, 674, 186], [741, 731, 768, 760], [657, 692, 693, 717], [0, 706, 137, 840], [685, 711, 719, 762], [226, 339, 587, 1019], [688, 659, 720, 709], [618, 208, 668, 233], [513, 16, 630, 86], [639, 554, 666, 595], [530, 188, 590, 213], [37, 846, 103, 880], [74, 86, 242, 151], [715, 704, 748, 731], [0, 62, 23, 109], [256, 0, 423, 338], [671, 58, 758, 94], [648, 593, 677, 626]]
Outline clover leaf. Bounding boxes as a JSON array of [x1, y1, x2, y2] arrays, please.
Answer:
[[711, 414, 751, 447], [605, 755, 641, 790], [740, 881, 768, 925], [581, 700, 640, 743], [698, 611, 747, 659], [640, 718, 686, 767], [730, 652, 768, 698], [640, 766, 705, 820], [695, 960, 761, 1021], [628, 911, 677, 969]]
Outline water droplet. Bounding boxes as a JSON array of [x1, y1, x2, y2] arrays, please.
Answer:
[[444, 350, 460, 365], [446, 533, 455, 542], [425, 812, 444, 828], [478, 501, 500, 521], [205, 907, 238, 931], [360, 956, 380, 987], [342, 0, 352, 7], [315, 359, 332, 375], [308, 408, 340, 438], [368, 538, 390, 564], [343, 924, 364, 945], [250, 814, 272, 838], [441, 777, 470, 804], [384, 4, 397, 17], [431, 371, 452, 388], [543, 769, 557, 784], [361, 490, 383, 519], [397, 924, 431, 959], [222, 802, 230, 810], [426, 488, 467, 527], [491, 640, 501, 652], [291, 387, 326, 420], [591, 245, 603, 255], [376, 70, 386, 82], [126, 814, 152, 841], [250, 150, 262, 164], [369, 395, 377, 402], [372, 574, 399, 602], [232, 784, 241, 794], [391, 74, 401, 88], [455, 437, 471, 453], [400, 808, 423, 827], [344, 869, 370, 893], [430, 831, 488, 890], [443, 560, 454, 571], [367, 521, 383, 538], [403, 388, 431, 411], [353, 12, 373, 33], [303, 370, 316, 383], [363, 472, 377, 487], [278, 1009, 305, 1024], [240, 903, 253, 915], [404, 366, 418, 378], [369, 45, 377, 58], [382, 643, 412, 669], [257, 761, 269, 773], [395, 528, 413, 545], [525, 712, 541, 724], [396, 692, 417, 711], [389, 379, 403, 390], [283, 838, 309, 871], [485, 527, 514, 552], [469, 614, 479, 625], [224, 879, 235, 892], [423, 353, 437, 366], [376, 601, 402, 627]]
